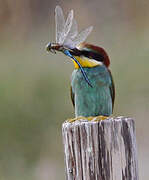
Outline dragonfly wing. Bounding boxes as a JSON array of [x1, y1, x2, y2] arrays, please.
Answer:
[[73, 26, 93, 47], [66, 18, 78, 40], [59, 9, 73, 44], [63, 18, 78, 48], [55, 6, 65, 43]]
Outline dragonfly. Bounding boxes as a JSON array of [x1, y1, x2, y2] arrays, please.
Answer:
[[46, 5, 93, 87]]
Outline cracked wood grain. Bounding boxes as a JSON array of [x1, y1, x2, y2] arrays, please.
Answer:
[[62, 117, 139, 180]]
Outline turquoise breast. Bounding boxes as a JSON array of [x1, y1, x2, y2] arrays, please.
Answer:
[[71, 65, 113, 117]]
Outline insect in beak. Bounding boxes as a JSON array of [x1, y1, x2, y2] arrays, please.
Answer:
[[46, 43, 93, 87], [46, 5, 93, 87]]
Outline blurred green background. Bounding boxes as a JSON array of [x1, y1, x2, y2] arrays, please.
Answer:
[[0, 0, 148, 179]]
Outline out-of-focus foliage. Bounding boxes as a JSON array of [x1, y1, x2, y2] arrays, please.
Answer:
[[0, 0, 149, 179]]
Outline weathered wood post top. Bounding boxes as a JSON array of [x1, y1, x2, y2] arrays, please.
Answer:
[[62, 116, 139, 180]]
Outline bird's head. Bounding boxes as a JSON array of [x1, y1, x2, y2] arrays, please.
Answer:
[[69, 43, 110, 69], [46, 42, 110, 87]]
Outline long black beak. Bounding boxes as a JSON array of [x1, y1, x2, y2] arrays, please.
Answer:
[[63, 49, 93, 88]]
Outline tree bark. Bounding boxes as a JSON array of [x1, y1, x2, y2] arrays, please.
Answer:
[[62, 116, 139, 180]]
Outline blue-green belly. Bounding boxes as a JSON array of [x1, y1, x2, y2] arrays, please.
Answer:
[[71, 65, 113, 117]]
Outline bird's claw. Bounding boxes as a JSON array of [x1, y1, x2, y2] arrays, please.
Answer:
[[66, 116, 86, 123], [85, 115, 108, 122], [92, 115, 108, 122], [66, 115, 109, 123]]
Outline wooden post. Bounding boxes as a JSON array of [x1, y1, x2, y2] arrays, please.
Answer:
[[62, 116, 139, 180]]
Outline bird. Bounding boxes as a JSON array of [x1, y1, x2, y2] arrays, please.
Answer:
[[69, 43, 115, 118], [46, 6, 115, 120]]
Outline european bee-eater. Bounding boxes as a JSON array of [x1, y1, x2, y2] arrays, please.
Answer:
[[69, 43, 115, 117]]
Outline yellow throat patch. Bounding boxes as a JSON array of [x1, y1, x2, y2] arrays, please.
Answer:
[[73, 56, 102, 69]]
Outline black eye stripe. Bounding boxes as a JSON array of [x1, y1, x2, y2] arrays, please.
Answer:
[[71, 49, 104, 62], [81, 51, 104, 62]]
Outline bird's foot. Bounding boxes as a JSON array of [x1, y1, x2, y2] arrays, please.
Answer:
[[85, 115, 109, 122], [66, 115, 109, 123], [66, 116, 86, 123], [93, 115, 109, 122]]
